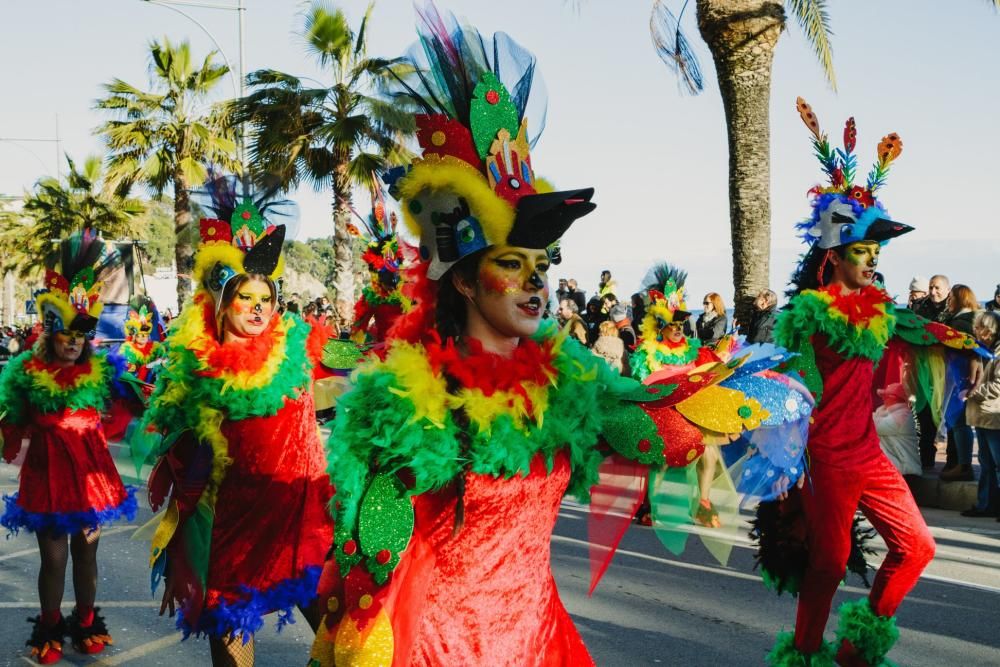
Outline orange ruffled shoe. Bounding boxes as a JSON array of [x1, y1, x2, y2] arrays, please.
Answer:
[[26, 615, 66, 665], [68, 608, 112, 655]]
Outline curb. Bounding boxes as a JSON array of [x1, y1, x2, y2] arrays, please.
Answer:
[[909, 473, 977, 511]]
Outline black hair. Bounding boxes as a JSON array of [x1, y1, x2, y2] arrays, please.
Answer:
[[435, 249, 488, 342], [787, 245, 846, 298]]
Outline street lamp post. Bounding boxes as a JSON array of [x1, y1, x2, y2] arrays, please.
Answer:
[[140, 0, 247, 168]]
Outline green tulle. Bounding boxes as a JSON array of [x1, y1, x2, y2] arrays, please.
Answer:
[[835, 598, 899, 666], [0, 350, 112, 424], [766, 631, 836, 666], [327, 327, 643, 538]]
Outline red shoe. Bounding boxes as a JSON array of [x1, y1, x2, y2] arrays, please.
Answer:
[[694, 499, 722, 528], [26, 615, 66, 664], [835, 638, 870, 667], [68, 608, 112, 655]]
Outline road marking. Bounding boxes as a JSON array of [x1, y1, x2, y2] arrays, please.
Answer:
[[90, 633, 182, 665], [0, 601, 159, 609], [919, 572, 1000, 594], [551, 534, 873, 596], [0, 525, 135, 562]]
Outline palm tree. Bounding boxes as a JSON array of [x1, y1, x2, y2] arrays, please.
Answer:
[[232, 1, 413, 326], [94, 38, 240, 311], [0, 155, 145, 279], [652, 0, 998, 324]]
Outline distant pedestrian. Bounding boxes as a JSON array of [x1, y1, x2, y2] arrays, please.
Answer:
[[696, 292, 728, 347], [907, 276, 928, 309], [630, 293, 646, 327], [913, 274, 950, 322], [962, 310, 1000, 518], [597, 269, 617, 300], [592, 320, 626, 373], [986, 284, 1000, 313], [557, 299, 588, 345], [743, 289, 778, 344], [566, 278, 587, 313]]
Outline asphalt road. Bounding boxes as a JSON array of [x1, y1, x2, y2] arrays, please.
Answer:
[[2, 456, 998, 666]]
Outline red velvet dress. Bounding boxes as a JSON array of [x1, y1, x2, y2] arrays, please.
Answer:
[[403, 453, 590, 666], [144, 304, 335, 639], [1, 354, 136, 536], [203, 393, 334, 615]]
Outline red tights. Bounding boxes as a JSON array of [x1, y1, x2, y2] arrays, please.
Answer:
[[794, 454, 935, 653]]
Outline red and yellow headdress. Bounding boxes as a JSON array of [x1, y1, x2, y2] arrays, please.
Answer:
[[193, 175, 291, 314], [389, 4, 596, 281], [35, 228, 118, 337], [124, 302, 155, 338]]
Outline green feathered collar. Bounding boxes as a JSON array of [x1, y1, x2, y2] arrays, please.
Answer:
[[327, 325, 642, 538], [0, 350, 111, 424]]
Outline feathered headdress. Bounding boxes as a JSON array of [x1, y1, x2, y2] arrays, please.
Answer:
[[35, 227, 119, 337], [641, 263, 690, 325], [193, 174, 295, 313], [124, 295, 156, 337], [794, 98, 913, 249], [387, 2, 596, 280], [349, 170, 405, 297]]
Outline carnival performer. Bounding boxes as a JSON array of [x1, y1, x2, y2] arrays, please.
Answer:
[[349, 171, 409, 348], [305, 8, 805, 666], [759, 99, 987, 666], [138, 178, 334, 666], [118, 296, 163, 385], [105, 296, 165, 439], [0, 229, 137, 664]]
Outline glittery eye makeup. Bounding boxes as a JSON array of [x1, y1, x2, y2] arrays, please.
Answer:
[[478, 249, 549, 296]]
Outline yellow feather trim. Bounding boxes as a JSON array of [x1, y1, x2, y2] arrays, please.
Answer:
[[378, 341, 449, 427], [398, 156, 515, 248], [193, 240, 285, 288], [28, 357, 104, 395]]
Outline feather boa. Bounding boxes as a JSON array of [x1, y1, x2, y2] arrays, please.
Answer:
[[119, 340, 162, 368], [145, 295, 314, 433], [0, 350, 111, 425], [766, 631, 836, 666], [631, 336, 702, 381], [327, 324, 637, 536], [775, 286, 895, 363], [176, 565, 322, 641], [2, 487, 138, 537], [835, 598, 899, 666]]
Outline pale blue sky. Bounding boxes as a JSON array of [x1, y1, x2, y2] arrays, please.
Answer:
[[1, 0, 998, 305]]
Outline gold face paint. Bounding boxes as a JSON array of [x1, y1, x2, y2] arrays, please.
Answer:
[[845, 241, 880, 268], [478, 246, 550, 299]]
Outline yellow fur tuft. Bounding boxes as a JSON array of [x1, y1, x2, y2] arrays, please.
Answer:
[[398, 156, 515, 248]]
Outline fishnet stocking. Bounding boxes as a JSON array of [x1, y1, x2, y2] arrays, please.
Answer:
[[210, 634, 255, 667], [70, 528, 100, 610]]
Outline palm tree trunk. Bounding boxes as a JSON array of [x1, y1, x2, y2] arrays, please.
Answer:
[[173, 170, 194, 313], [697, 0, 785, 326], [331, 162, 356, 329]]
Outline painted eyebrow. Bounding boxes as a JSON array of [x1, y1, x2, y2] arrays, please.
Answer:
[[495, 251, 549, 264]]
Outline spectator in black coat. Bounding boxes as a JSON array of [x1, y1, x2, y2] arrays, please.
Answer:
[[912, 274, 950, 322], [986, 285, 1000, 313], [743, 289, 778, 344], [566, 278, 587, 313]]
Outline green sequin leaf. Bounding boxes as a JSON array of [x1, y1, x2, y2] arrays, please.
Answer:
[[619, 382, 678, 403], [322, 339, 365, 371], [601, 403, 664, 466], [358, 473, 414, 585], [71, 266, 95, 290], [231, 197, 265, 237], [470, 72, 519, 160]]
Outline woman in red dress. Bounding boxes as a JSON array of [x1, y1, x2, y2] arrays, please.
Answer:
[[1, 230, 137, 664], [306, 8, 786, 665], [140, 180, 334, 665]]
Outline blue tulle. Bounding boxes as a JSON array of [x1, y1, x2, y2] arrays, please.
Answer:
[[176, 565, 323, 641], [1, 486, 138, 537], [733, 416, 812, 504]]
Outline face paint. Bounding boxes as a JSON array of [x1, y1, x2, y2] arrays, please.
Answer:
[[832, 241, 881, 291], [465, 245, 551, 339], [223, 278, 275, 340], [134, 331, 150, 346], [53, 330, 85, 364]]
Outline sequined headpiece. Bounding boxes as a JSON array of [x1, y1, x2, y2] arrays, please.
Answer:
[[795, 97, 913, 249], [124, 299, 155, 337], [642, 263, 690, 326], [193, 175, 293, 316], [389, 3, 596, 280], [349, 171, 404, 297], [35, 228, 119, 337]]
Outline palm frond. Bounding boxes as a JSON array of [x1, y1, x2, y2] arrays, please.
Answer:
[[787, 0, 837, 91]]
